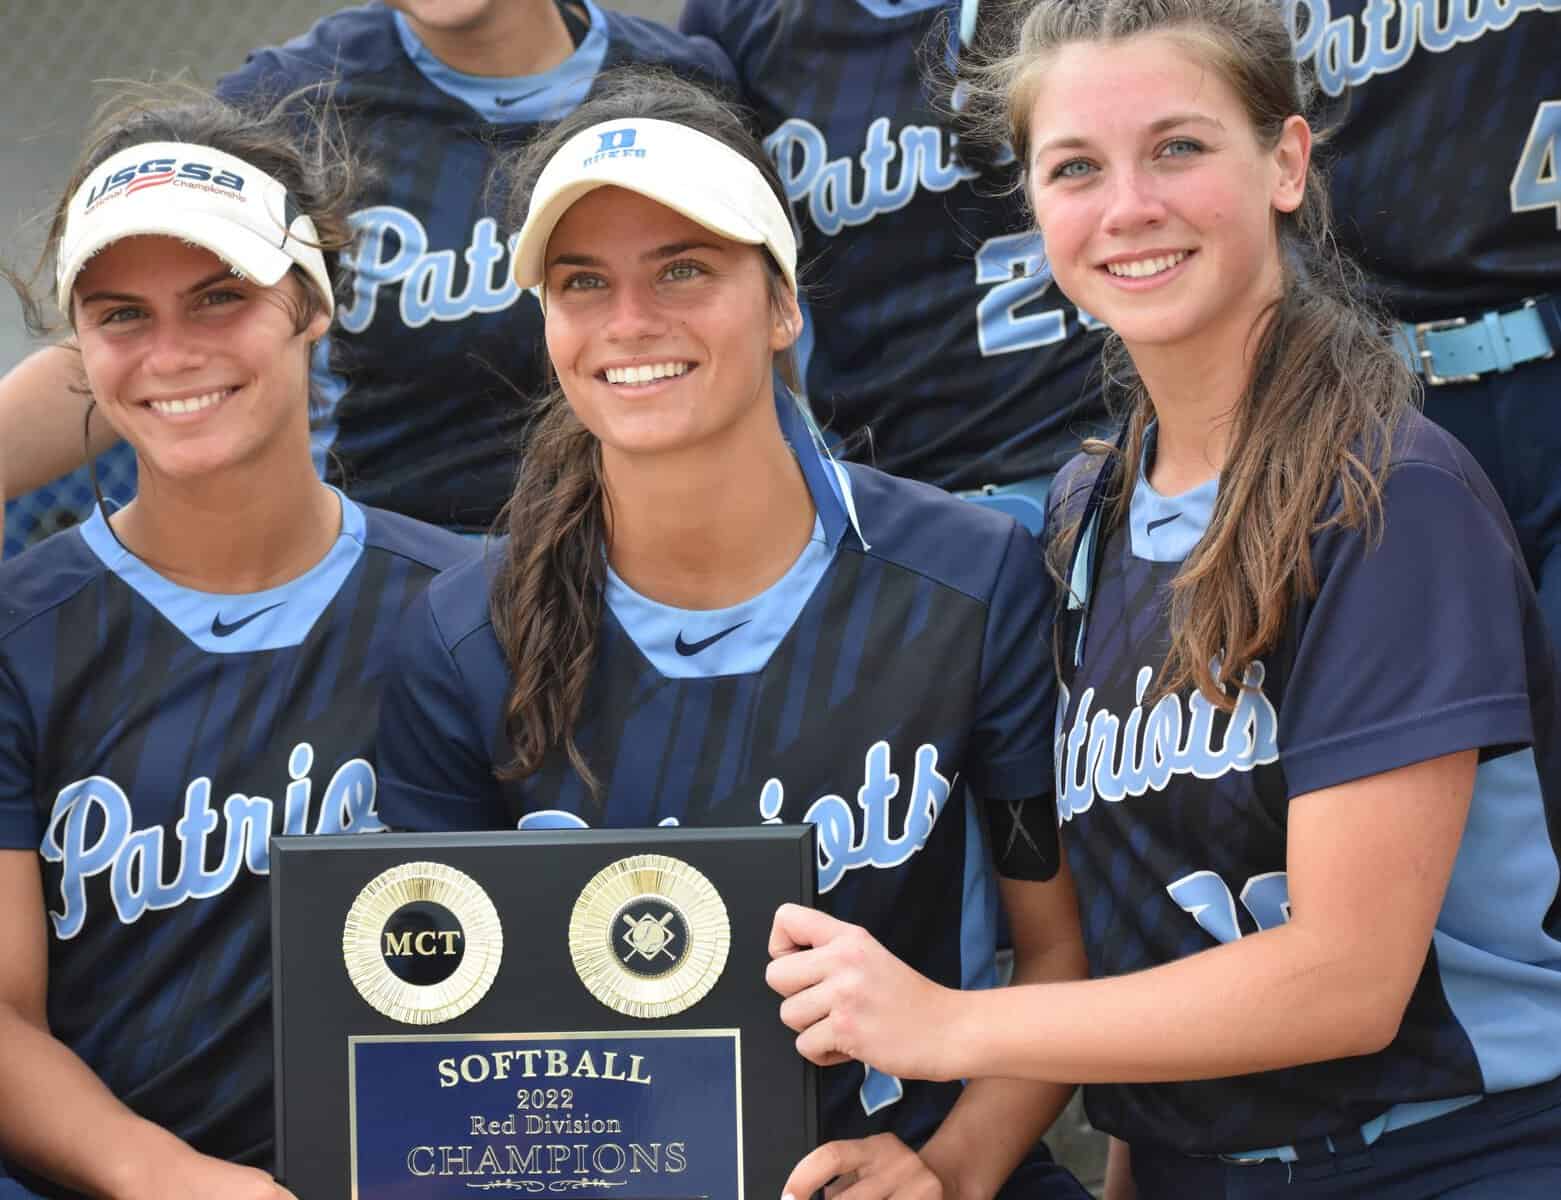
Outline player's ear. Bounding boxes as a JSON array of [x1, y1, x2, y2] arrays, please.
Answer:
[[769, 286, 802, 354], [1269, 115, 1311, 215]]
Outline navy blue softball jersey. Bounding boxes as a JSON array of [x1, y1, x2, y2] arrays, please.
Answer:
[[376, 396, 1063, 1157], [0, 498, 470, 1195], [1048, 412, 1561, 1155], [1291, 0, 1560, 321], [679, 0, 1108, 488]]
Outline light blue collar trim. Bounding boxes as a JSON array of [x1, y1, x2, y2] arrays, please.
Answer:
[[605, 515, 833, 679], [776, 389, 869, 552], [1129, 425, 1219, 563], [393, 1, 608, 124], [79, 488, 367, 654]]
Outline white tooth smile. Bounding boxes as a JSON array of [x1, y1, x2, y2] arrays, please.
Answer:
[[603, 362, 691, 386], [149, 389, 232, 416], [1106, 252, 1189, 279]]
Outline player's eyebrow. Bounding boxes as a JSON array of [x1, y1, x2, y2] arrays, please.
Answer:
[[548, 240, 727, 270], [1031, 113, 1225, 159], [77, 269, 239, 306]]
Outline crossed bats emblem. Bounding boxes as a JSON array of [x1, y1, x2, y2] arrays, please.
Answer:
[[620, 909, 679, 963]]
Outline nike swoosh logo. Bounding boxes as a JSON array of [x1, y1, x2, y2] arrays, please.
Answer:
[[494, 89, 546, 108], [211, 602, 285, 638], [673, 621, 750, 657], [1146, 513, 1181, 534]]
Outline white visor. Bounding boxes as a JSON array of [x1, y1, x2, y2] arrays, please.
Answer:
[[56, 140, 334, 317], [512, 118, 797, 300]]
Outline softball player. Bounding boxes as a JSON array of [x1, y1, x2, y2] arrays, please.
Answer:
[[0, 89, 469, 1198], [1294, 0, 1561, 643], [765, 1, 1561, 1196], [376, 71, 1092, 1200], [1, 0, 733, 551], [678, 0, 1109, 529]]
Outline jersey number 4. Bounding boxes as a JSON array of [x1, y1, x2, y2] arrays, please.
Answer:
[[974, 232, 1103, 356], [1167, 870, 1292, 944], [1511, 101, 1561, 227]]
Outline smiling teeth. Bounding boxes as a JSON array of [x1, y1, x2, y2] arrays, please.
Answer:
[[604, 362, 689, 385], [1107, 252, 1188, 278], [150, 389, 230, 415]]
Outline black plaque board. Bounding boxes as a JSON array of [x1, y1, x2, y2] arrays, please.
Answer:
[[271, 826, 817, 1199]]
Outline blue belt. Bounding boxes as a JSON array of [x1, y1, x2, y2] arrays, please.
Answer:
[[1394, 296, 1557, 386]]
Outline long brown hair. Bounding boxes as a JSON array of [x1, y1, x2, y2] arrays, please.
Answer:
[[491, 69, 799, 790], [974, 0, 1416, 706]]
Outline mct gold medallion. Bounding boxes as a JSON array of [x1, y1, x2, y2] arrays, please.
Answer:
[[343, 861, 503, 1025], [569, 854, 731, 1018]]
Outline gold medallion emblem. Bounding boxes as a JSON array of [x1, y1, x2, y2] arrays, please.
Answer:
[[569, 854, 731, 1019], [342, 861, 503, 1025]]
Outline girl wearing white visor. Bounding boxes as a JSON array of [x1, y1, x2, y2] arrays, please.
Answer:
[[0, 89, 468, 1198], [376, 71, 1092, 1200]]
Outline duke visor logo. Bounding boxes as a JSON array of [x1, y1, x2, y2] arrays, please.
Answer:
[[344, 861, 502, 1024], [583, 127, 647, 167]]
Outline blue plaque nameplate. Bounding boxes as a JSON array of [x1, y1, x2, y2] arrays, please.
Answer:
[[349, 1030, 742, 1198]]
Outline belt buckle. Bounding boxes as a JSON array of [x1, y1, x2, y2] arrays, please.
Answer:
[[1522, 297, 1557, 363], [1411, 316, 1480, 386], [1217, 1153, 1271, 1166]]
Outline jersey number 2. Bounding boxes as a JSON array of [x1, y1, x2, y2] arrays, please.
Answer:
[[1511, 101, 1561, 227], [975, 232, 1104, 355], [1167, 870, 1292, 944]]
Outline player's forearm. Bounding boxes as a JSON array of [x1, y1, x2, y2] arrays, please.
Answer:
[[920, 931, 1085, 1197], [0, 1003, 192, 1200], [948, 922, 1405, 1085], [0, 345, 118, 496]]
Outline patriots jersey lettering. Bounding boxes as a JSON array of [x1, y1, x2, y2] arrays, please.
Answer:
[[767, 116, 979, 236], [1055, 663, 1279, 821], [340, 210, 530, 333], [43, 744, 384, 940], [517, 740, 954, 896], [1288, 0, 1561, 96]]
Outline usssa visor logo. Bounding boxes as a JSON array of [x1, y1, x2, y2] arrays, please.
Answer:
[[582, 127, 647, 167], [84, 157, 246, 211]]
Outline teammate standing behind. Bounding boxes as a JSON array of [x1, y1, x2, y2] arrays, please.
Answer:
[[0, 88, 470, 1198], [376, 71, 1093, 1200], [678, 0, 1107, 530], [0, 0, 733, 550], [1290, 0, 1561, 642], [765, 1, 1561, 1196]]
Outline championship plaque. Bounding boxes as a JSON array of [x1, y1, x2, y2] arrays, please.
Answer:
[[271, 826, 817, 1198]]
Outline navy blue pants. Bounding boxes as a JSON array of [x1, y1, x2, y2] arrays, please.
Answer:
[[1129, 1075, 1561, 1198]]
